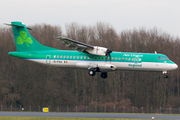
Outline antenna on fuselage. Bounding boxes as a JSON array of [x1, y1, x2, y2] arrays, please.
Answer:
[[155, 51, 157, 54]]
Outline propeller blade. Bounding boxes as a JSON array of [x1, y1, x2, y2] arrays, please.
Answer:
[[105, 48, 113, 62], [109, 52, 111, 62]]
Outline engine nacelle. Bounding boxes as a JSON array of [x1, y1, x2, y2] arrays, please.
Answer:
[[86, 46, 107, 56], [98, 63, 117, 72]]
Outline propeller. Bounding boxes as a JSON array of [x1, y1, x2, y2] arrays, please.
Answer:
[[105, 48, 113, 62]]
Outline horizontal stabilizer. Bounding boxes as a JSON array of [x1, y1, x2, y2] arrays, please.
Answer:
[[4, 23, 32, 30]]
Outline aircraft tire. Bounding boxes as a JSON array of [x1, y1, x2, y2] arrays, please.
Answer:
[[101, 72, 107, 78], [89, 70, 96, 76], [164, 74, 168, 78]]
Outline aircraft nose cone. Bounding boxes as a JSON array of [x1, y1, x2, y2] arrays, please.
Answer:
[[171, 64, 178, 70]]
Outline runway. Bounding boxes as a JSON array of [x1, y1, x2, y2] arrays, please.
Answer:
[[0, 112, 179, 119]]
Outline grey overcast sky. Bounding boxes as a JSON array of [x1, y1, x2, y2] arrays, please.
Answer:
[[1, 0, 180, 37]]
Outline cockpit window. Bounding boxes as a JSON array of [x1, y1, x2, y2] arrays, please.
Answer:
[[165, 57, 169, 60], [160, 57, 164, 60], [157, 56, 169, 60]]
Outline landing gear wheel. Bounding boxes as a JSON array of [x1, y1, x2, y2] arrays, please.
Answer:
[[89, 70, 96, 76], [164, 74, 168, 78], [101, 72, 107, 78], [162, 71, 169, 78]]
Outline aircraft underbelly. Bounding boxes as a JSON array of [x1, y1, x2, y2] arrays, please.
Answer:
[[27, 59, 172, 72]]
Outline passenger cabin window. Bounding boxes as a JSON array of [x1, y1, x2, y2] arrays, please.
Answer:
[[70, 56, 72, 59], [112, 57, 114, 60], [80, 56, 82, 59], [84, 56, 86, 59], [125, 58, 127, 61], [67, 56, 69, 58], [122, 58, 124, 60], [118, 58, 120, 60], [63, 56, 66, 58], [128, 58, 131, 61], [73, 56, 75, 59], [101, 57, 104, 60], [54, 55, 56, 58], [77, 56, 79, 59], [139, 58, 141, 61], [132, 58, 134, 61], [57, 55, 59, 58], [115, 58, 117, 60], [88, 57, 90, 59], [60, 55, 62, 58]]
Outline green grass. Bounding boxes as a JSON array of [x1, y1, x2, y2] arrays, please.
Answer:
[[0, 112, 179, 120], [0, 117, 173, 120], [1, 111, 180, 116]]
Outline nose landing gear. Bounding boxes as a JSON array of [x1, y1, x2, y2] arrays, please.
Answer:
[[163, 71, 169, 78]]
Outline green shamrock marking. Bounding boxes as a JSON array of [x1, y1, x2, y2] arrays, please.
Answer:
[[17, 31, 33, 47]]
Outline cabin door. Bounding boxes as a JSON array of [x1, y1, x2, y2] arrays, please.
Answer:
[[46, 55, 51, 64], [134, 56, 139, 63]]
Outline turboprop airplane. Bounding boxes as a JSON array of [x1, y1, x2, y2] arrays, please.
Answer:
[[5, 21, 178, 78]]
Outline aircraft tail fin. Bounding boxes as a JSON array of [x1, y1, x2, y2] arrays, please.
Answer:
[[6, 21, 57, 52]]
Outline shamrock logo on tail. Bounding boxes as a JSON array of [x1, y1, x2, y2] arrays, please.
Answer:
[[17, 31, 33, 47]]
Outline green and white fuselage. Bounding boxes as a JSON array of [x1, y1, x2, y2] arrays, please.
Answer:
[[9, 50, 177, 72], [7, 21, 178, 78]]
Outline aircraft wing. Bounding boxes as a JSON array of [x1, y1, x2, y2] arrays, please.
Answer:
[[55, 37, 112, 56], [55, 37, 94, 52]]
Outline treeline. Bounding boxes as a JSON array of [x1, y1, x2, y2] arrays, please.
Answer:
[[0, 22, 180, 113]]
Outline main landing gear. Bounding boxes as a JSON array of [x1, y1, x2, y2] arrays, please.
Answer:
[[88, 70, 96, 76], [88, 70, 108, 78], [101, 72, 107, 78], [163, 71, 169, 78]]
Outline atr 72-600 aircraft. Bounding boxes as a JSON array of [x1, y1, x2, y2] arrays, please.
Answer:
[[6, 21, 178, 78]]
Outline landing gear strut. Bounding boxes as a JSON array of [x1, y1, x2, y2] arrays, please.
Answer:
[[163, 71, 169, 78], [101, 72, 107, 78]]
